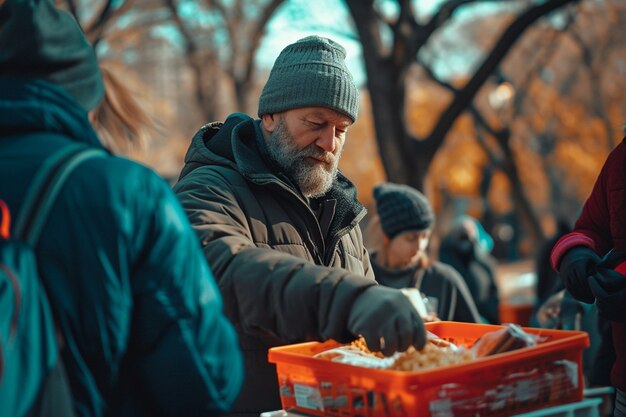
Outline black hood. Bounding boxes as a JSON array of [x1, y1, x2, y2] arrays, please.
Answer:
[[178, 112, 272, 180], [0, 0, 103, 111]]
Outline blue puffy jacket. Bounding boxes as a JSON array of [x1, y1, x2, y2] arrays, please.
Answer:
[[0, 76, 243, 417]]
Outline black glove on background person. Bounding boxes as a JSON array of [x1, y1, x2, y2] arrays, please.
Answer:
[[347, 286, 426, 356], [558, 246, 601, 303], [589, 250, 626, 323]]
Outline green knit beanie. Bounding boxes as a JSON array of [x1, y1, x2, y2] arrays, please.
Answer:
[[258, 36, 359, 122]]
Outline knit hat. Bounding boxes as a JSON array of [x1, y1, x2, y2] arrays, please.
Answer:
[[373, 183, 435, 239], [0, 0, 104, 111], [258, 36, 359, 122]]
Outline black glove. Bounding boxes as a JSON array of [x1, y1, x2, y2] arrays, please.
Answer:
[[558, 247, 601, 303], [589, 251, 626, 323], [347, 286, 426, 356]]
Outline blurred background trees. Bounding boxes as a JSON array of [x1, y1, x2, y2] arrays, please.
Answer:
[[62, 0, 626, 261]]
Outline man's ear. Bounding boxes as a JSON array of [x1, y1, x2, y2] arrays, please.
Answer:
[[261, 113, 278, 133]]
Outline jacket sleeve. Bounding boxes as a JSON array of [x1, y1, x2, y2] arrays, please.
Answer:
[[173, 169, 377, 344], [127, 170, 244, 416]]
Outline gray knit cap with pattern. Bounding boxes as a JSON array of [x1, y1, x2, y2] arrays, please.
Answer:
[[258, 36, 359, 122]]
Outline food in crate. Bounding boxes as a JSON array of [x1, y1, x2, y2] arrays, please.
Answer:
[[315, 324, 536, 371], [472, 322, 537, 356], [314, 332, 472, 370]]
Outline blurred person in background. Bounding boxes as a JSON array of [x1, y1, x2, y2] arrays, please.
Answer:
[[439, 215, 500, 324], [173, 36, 427, 416], [0, 0, 243, 416], [551, 135, 626, 417], [535, 218, 571, 307], [368, 183, 482, 323]]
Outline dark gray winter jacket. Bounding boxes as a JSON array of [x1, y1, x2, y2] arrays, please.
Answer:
[[174, 112, 376, 415]]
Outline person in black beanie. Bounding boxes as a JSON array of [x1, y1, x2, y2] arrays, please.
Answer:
[[0, 1, 243, 416], [369, 182, 482, 324]]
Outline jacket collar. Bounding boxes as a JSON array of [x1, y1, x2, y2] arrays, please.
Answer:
[[181, 112, 367, 237]]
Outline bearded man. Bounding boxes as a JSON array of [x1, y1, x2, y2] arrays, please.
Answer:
[[173, 36, 426, 416]]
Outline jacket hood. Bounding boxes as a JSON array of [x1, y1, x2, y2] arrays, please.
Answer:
[[0, 76, 102, 147], [0, 0, 104, 111], [178, 112, 366, 238], [180, 112, 284, 184], [0, 0, 104, 110]]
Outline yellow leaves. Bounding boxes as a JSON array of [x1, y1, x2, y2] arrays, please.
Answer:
[[559, 103, 588, 134], [447, 163, 480, 195], [405, 82, 451, 137], [511, 140, 549, 206], [431, 130, 487, 197], [488, 171, 513, 214], [555, 142, 606, 200], [579, 117, 609, 147]]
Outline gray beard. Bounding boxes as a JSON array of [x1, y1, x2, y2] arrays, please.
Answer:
[[266, 118, 341, 198]]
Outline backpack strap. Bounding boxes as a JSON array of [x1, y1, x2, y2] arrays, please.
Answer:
[[8, 145, 106, 417], [13, 145, 106, 245]]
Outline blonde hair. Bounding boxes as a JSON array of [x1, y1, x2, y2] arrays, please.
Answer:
[[89, 65, 158, 152]]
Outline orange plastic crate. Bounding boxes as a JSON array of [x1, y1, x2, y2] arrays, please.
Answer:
[[268, 322, 589, 417]]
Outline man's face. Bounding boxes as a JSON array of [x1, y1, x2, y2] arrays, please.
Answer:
[[264, 107, 352, 198]]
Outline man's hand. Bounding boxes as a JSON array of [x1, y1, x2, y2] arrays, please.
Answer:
[[347, 286, 426, 356], [558, 247, 601, 303]]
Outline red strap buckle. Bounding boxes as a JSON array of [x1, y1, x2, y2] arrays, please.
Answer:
[[0, 200, 10, 239]]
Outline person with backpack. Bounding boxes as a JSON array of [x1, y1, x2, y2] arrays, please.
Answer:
[[0, 1, 243, 416]]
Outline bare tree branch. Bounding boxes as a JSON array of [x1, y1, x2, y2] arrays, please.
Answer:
[[241, 0, 284, 87], [165, 0, 219, 120], [568, 7, 618, 150], [85, 0, 138, 45], [424, 0, 578, 147]]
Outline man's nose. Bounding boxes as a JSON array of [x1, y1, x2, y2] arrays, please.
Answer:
[[315, 126, 336, 153]]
